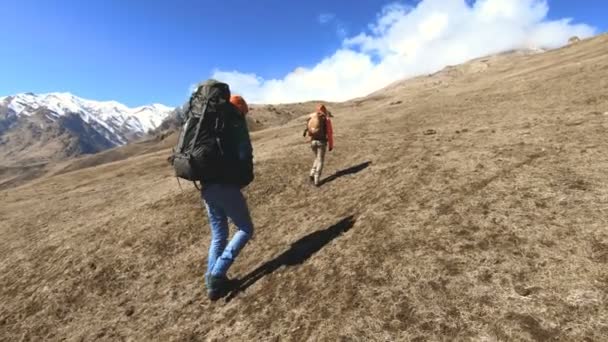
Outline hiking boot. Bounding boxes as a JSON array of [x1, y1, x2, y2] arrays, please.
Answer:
[[207, 275, 238, 301]]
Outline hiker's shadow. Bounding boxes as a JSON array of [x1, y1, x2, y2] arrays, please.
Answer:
[[320, 161, 372, 186], [226, 216, 356, 301]]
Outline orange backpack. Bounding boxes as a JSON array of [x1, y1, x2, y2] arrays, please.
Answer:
[[305, 104, 334, 150], [307, 112, 327, 140]]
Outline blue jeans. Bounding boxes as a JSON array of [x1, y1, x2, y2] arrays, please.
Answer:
[[201, 184, 253, 278]]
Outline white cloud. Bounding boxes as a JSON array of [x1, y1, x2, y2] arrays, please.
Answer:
[[318, 13, 335, 24], [319, 12, 348, 38], [213, 0, 596, 104]]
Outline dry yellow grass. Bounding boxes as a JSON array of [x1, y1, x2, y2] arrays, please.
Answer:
[[1, 34, 607, 341]]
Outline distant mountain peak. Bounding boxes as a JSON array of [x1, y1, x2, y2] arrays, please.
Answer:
[[0, 92, 176, 165], [1, 92, 174, 142]]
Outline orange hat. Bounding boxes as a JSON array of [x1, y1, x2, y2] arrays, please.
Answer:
[[230, 95, 249, 115], [317, 104, 328, 115]]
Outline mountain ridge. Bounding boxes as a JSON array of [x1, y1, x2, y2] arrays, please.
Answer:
[[1, 92, 174, 140], [0, 92, 174, 165]]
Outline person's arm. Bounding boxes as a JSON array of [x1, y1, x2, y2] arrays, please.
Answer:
[[303, 117, 310, 137], [326, 117, 334, 151]]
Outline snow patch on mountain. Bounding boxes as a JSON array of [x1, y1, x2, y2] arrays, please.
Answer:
[[0, 92, 174, 145]]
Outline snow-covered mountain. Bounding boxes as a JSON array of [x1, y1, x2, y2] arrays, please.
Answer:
[[0, 92, 175, 165], [0, 92, 174, 145]]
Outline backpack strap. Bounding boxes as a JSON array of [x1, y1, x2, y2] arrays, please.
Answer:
[[192, 181, 201, 191], [214, 107, 226, 156], [175, 118, 190, 154], [176, 87, 206, 154], [187, 98, 210, 155]]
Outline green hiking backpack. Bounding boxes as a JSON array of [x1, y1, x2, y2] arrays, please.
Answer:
[[171, 79, 254, 187]]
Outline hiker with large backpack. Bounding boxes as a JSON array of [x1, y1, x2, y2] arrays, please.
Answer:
[[170, 80, 254, 301], [303, 104, 334, 186]]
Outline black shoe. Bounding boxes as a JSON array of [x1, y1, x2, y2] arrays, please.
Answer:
[[207, 275, 238, 301], [309, 175, 315, 184]]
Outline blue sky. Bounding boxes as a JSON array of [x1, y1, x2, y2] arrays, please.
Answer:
[[0, 0, 605, 107]]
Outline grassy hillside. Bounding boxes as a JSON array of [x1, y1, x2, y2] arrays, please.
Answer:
[[1, 34, 607, 341]]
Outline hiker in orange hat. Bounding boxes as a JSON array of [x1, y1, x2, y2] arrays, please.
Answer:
[[202, 91, 253, 301], [303, 104, 334, 186], [230, 95, 249, 116]]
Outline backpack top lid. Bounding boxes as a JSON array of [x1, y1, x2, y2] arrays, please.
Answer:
[[194, 79, 231, 102], [184, 79, 231, 120], [230, 95, 249, 116]]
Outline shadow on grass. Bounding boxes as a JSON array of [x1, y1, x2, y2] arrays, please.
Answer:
[[320, 161, 372, 186], [226, 215, 356, 302]]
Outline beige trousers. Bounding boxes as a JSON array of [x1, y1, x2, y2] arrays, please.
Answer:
[[310, 140, 327, 183]]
